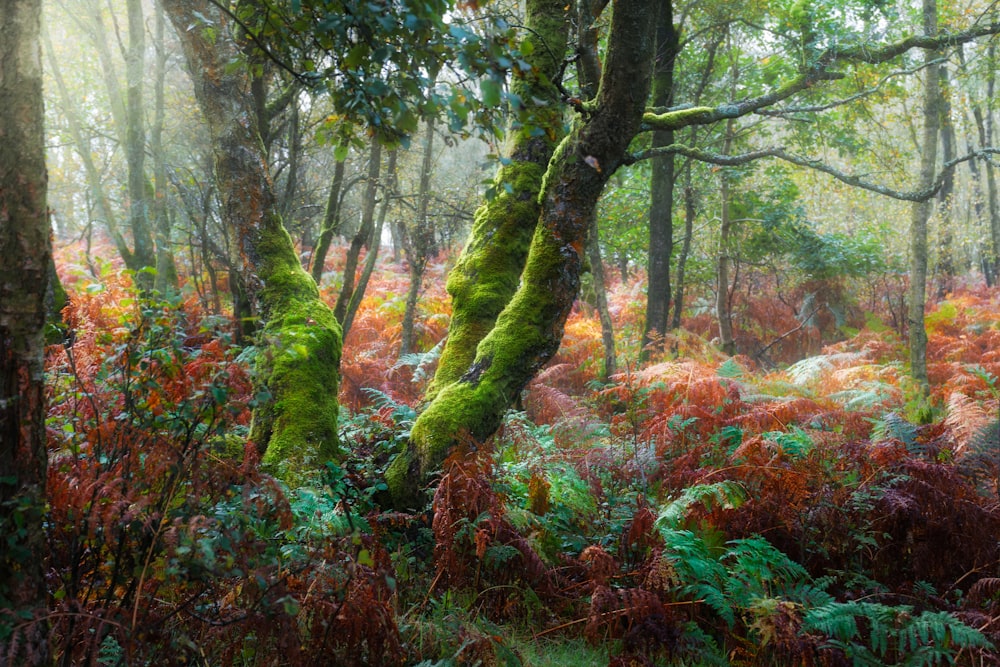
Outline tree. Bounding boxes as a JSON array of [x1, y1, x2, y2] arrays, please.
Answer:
[[162, 0, 343, 470], [387, 0, 659, 507], [908, 0, 941, 398], [0, 0, 51, 662], [640, 2, 680, 360]]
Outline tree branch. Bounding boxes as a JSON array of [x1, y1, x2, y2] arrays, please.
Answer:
[[627, 144, 1000, 202]]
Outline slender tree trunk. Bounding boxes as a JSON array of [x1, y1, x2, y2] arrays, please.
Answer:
[[343, 149, 397, 337], [716, 120, 737, 356], [388, 0, 658, 508], [163, 0, 343, 469], [971, 42, 1000, 284], [125, 0, 155, 289], [422, 0, 572, 402], [641, 2, 679, 360], [935, 64, 955, 298], [311, 159, 347, 283], [908, 0, 941, 397], [0, 0, 51, 661], [401, 119, 437, 356], [334, 140, 381, 324], [587, 213, 617, 378], [152, 0, 178, 293], [671, 162, 695, 330]]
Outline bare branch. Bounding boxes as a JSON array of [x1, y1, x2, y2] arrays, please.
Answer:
[[627, 144, 1000, 202]]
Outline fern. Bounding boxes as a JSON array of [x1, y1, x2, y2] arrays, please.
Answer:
[[872, 412, 921, 453], [655, 481, 747, 531], [803, 602, 993, 665], [394, 339, 443, 385], [762, 427, 814, 460]]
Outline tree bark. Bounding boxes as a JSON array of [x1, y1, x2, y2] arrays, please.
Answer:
[[0, 0, 51, 661], [401, 118, 437, 356], [716, 120, 737, 357], [163, 0, 343, 470], [311, 158, 347, 283], [388, 0, 658, 508], [334, 140, 381, 324], [124, 0, 155, 290], [343, 149, 397, 337], [671, 161, 695, 330], [908, 0, 941, 397], [422, 0, 572, 402], [587, 212, 617, 378], [935, 64, 955, 298], [152, 0, 179, 293], [641, 1, 679, 361]]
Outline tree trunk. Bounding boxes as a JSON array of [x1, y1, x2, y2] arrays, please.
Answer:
[[163, 0, 343, 469], [311, 159, 347, 283], [152, 0, 179, 293], [671, 162, 695, 330], [387, 0, 658, 508], [716, 120, 737, 357], [343, 149, 397, 337], [935, 64, 955, 298], [0, 0, 51, 661], [124, 0, 155, 289], [334, 140, 381, 324], [401, 118, 437, 356], [587, 213, 617, 378], [422, 0, 572, 403], [641, 2, 679, 361], [908, 0, 940, 398]]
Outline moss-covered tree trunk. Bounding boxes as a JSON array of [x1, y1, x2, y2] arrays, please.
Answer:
[[163, 0, 343, 470], [422, 0, 572, 402], [0, 0, 51, 660], [387, 0, 658, 507]]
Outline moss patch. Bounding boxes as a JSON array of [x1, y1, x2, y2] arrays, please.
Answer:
[[249, 218, 343, 475]]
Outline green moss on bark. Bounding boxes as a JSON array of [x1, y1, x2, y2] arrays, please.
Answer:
[[250, 219, 343, 473]]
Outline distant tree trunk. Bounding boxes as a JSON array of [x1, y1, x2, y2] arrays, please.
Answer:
[[671, 163, 695, 330], [124, 0, 155, 290], [163, 0, 343, 469], [935, 64, 955, 298], [401, 118, 437, 356], [971, 42, 1000, 285], [0, 0, 51, 661], [716, 120, 737, 356], [311, 159, 347, 283], [334, 140, 381, 324], [343, 149, 397, 337], [388, 0, 657, 508], [587, 213, 617, 378], [152, 0, 179, 293], [422, 0, 572, 403], [908, 0, 940, 397], [641, 3, 679, 361]]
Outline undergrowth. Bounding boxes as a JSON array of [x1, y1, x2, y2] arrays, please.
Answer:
[[17, 249, 1000, 665]]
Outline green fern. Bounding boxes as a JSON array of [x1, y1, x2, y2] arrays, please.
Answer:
[[655, 481, 747, 531], [803, 602, 993, 665], [872, 412, 924, 454], [394, 339, 444, 385]]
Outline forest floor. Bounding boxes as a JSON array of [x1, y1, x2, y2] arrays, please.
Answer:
[[39, 241, 1000, 666]]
